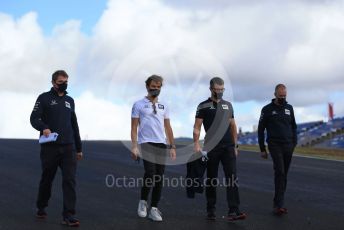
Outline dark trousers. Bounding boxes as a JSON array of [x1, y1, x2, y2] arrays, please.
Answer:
[[140, 143, 166, 207], [268, 142, 294, 208], [206, 144, 240, 213], [36, 144, 77, 217]]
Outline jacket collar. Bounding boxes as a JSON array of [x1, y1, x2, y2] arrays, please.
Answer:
[[144, 96, 159, 103], [271, 98, 288, 107], [208, 97, 224, 104]]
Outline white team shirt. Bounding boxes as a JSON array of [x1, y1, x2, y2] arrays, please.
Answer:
[[131, 97, 170, 144]]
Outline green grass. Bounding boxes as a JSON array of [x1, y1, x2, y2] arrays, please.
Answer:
[[239, 145, 344, 161], [174, 141, 344, 161]]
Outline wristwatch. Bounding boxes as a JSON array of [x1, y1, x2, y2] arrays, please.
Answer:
[[168, 144, 177, 149]]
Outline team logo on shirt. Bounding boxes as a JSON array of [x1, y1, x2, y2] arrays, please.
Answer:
[[222, 104, 229, 110], [272, 110, 277, 115], [33, 101, 40, 111], [209, 105, 216, 110], [50, 100, 58, 106], [158, 104, 164, 109], [65, 101, 71, 109], [285, 109, 290, 115]]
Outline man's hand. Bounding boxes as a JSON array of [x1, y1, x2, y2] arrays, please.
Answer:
[[170, 148, 176, 161], [234, 148, 239, 157], [42, 129, 51, 137], [261, 151, 268, 159], [76, 152, 83, 161], [131, 146, 139, 160], [194, 142, 202, 153]]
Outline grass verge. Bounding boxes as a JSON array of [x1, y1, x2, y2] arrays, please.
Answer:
[[239, 145, 344, 161]]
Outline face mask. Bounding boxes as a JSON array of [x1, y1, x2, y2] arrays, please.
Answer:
[[149, 89, 160, 98], [213, 92, 223, 100], [277, 97, 286, 105], [56, 82, 68, 93]]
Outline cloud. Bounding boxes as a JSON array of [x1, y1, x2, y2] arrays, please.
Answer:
[[0, 90, 133, 140], [0, 12, 87, 93], [0, 90, 203, 140], [1, 0, 344, 139], [75, 91, 132, 140], [0, 91, 38, 138], [198, 0, 344, 104], [82, 0, 344, 107]]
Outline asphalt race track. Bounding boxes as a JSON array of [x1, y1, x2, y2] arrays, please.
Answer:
[[0, 139, 343, 230]]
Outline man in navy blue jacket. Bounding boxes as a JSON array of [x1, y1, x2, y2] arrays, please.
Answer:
[[30, 70, 82, 227], [258, 83, 297, 215]]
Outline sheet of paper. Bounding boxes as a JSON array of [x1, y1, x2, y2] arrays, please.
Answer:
[[39, 132, 59, 144]]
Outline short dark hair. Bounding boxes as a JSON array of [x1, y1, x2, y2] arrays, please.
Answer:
[[52, 70, 69, 82], [145, 75, 163, 86], [210, 77, 224, 87], [275, 83, 286, 93]]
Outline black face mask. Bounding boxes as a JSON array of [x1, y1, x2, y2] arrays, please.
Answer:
[[149, 89, 160, 98], [56, 82, 68, 93], [213, 92, 223, 100], [277, 97, 286, 105]]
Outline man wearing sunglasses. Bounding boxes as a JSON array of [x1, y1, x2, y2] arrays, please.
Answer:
[[258, 84, 297, 215], [30, 70, 82, 227], [193, 77, 246, 221], [131, 75, 176, 222]]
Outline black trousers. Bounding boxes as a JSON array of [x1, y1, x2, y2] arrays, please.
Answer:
[[268, 142, 294, 208], [140, 143, 166, 208], [206, 144, 240, 213], [36, 144, 77, 217]]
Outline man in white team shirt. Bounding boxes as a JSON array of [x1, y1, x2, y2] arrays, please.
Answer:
[[131, 75, 176, 222]]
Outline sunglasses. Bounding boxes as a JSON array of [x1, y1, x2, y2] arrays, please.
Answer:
[[152, 104, 157, 114]]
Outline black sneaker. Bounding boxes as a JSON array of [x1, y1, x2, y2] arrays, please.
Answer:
[[227, 211, 247, 221], [36, 209, 47, 219], [61, 215, 80, 227], [207, 211, 216, 221]]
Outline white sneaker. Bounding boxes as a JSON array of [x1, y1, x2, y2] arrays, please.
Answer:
[[148, 207, 163, 221], [137, 200, 148, 217]]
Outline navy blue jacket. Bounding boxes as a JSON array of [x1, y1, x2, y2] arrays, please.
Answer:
[[258, 99, 297, 152], [30, 88, 82, 152]]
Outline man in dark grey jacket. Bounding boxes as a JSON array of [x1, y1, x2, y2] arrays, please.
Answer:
[[30, 70, 82, 227], [258, 83, 297, 215]]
